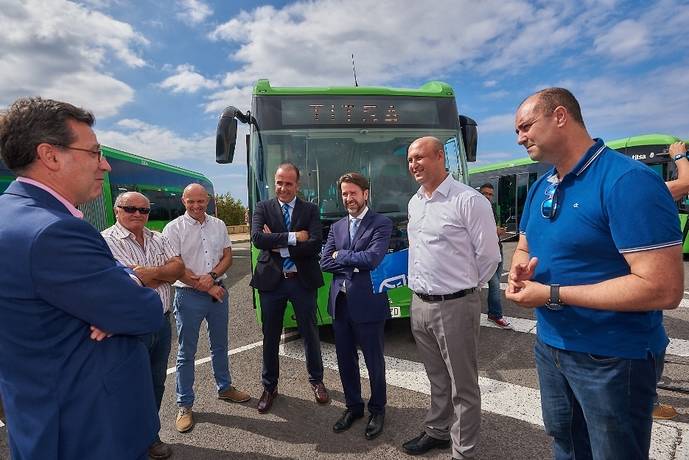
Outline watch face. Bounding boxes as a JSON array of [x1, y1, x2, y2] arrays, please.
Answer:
[[546, 302, 564, 311]]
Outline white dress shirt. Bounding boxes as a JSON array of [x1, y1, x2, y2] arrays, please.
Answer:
[[407, 174, 500, 295], [163, 212, 232, 288], [102, 222, 178, 312]]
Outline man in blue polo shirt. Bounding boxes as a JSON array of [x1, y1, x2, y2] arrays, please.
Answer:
[[506, 87, 683, 459]]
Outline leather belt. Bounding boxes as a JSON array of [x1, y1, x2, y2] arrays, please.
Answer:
[[415, 288, 477, 302], [283, 272, 298, 279]]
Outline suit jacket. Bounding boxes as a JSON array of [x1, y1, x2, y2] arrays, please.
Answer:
[[0, 181, 163, 460], [250, 197, 324, 291], [320, 210, 393, 323]]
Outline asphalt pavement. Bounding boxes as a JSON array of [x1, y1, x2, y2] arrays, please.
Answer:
[[1, 240, 688, 459]]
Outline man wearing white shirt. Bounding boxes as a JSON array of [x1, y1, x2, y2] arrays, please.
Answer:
[[163, 183, 250, 433], [403, 136, 500, 459], [102, 191, 184, 459]]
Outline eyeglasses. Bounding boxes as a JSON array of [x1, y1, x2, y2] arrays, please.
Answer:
[[52, 144, 104, 162], [117, 205, 150, 215], [541, 181, 560, 219]]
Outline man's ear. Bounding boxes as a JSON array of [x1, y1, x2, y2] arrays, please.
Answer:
[[35, 143, 61, 171]]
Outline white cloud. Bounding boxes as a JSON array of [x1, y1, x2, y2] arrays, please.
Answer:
[[593, 20, 650, 61], [97, 119, 215, 162], [0, 0, 147, 117], [478, 113, 516, 135], [97, 118, 250, 165], [159, 64, 220, 93], [97, 118, 249, 199], [177, 0, 212, 25], [204, 0, 622, 113]]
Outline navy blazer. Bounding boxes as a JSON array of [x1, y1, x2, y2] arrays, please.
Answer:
[[320, 210, 393, 323], [250, 197, 324, 291], [0, 181, 163, 460]]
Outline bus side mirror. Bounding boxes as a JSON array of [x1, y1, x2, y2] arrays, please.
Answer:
[[459, 115, 478, 162], [216, 107, 240, 164]]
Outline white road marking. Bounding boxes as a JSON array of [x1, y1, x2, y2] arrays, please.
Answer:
[[281, 340, 688, 460], [165, 331, 300, 375]]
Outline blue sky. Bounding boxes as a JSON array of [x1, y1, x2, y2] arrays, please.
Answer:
[[2, 0, 688, 204]]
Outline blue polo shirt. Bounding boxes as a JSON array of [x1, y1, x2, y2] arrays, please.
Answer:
[[520, 139, 681, 359]]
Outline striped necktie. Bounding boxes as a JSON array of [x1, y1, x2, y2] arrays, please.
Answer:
[[282, 203, 295, 270], [349, 217, 360, 243]]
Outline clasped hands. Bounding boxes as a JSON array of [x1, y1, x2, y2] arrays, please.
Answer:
[[505, 257, 550, 308]]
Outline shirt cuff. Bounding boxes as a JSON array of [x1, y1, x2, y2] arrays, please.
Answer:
[[288, 232, 297, 246]]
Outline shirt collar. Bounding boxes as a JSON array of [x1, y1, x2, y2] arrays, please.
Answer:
[[416, 173, 452, 199], [278, 197, 297, 208], [183, 211, 207, 225], [16, 177, 84, 218], [349, 206, 369, 221], [112, 221, 151, 240], [572, 138, 606, 176]]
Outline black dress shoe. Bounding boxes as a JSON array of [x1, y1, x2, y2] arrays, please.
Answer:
[[257, 388, 277, 414], [402, 431, 451, 455], [333, 409, 364, 432], [364, 413, 384, 440]]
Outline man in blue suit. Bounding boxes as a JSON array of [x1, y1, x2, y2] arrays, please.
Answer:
[[0, 97, 164, 459], [321, 172, 393, 440]]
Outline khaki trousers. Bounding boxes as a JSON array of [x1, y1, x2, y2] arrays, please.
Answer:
[[410, 291, 481, 459]]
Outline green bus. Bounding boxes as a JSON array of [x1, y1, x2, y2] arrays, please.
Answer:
[[216, 79, 478, 327], [468, 133, 689, 250], [0, 145, 215, 231]]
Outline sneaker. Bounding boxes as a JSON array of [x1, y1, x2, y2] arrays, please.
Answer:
[[218, 385, 251, 403], [653, 403, 678, 420], [175, 407, 194, 433], [488, 316, 513, 330], [148, 440, 172, 459]]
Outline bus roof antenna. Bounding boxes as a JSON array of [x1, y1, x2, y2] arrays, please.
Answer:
[[351, 53, 359, 87]]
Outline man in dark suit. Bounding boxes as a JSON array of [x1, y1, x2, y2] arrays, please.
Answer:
[[0, 97, 163, 459], [251, 162, 329, 413], [320, 172, 393, 440]]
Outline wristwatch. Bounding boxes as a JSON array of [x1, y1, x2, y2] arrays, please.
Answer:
[[545, 284, 564, 310], [674, 153, 685, 161], [209, 271, 219, 280]]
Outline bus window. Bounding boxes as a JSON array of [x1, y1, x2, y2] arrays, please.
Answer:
[[498, 174, 516, 233]]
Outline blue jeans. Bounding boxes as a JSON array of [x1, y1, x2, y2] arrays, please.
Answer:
[[140, 313, 172, 441], [534, 338, 656, 460], [174, 288, 231, 408], [487, 259, 503, 318]]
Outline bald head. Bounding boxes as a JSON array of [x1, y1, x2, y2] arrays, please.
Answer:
[[409, 136, 444, 153], [182, 183, 210, 222], [183, 183, 208, 198], [407, 136, 447, 194]]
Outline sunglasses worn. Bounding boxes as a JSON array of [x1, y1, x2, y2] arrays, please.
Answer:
[[118, 205, 150, 215], [541, 181, 560, 219]]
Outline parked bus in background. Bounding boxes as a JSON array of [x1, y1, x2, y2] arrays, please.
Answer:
[[469, 133, 689, 250], [0, 145, 215, 231], [216, 79, 478, 326]]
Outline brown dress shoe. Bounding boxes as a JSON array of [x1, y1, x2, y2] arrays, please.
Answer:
[[312, 382, 330, 404], [218, 385, 251, 403], [257, 388, 277, 413]]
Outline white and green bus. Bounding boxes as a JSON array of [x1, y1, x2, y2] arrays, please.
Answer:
[[216, 79, 478, 326]]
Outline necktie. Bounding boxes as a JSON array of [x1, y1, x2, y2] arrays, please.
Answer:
[[282, 203, 295, 270], [349, 217, 360, 243]]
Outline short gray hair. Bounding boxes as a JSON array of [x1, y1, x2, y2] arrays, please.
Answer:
[[114, 191, 149, 209]]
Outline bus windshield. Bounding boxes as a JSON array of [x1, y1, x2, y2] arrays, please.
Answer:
[[250, 128, 461, 222]]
